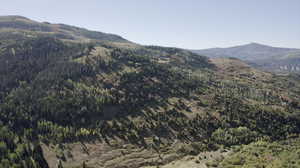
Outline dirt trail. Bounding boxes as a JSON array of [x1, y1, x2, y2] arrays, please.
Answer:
[[42, 139, 231, 168], [42, 141, 181, 168]]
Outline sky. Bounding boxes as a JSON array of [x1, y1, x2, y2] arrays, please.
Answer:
[[0, 0, 299, 49]]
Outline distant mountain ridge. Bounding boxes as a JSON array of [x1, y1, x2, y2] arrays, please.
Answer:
[[192, 43, 300, 73], [192, 43, 300, 61]]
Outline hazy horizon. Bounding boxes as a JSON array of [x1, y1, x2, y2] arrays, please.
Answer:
[[1, 0, 299, 49]]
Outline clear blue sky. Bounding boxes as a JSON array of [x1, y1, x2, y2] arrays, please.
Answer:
[[1, 0, 299, 49]]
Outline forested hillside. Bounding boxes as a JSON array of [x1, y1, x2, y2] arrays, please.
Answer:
[[0, 16, 128, 44], [0, 16, 300, 168]]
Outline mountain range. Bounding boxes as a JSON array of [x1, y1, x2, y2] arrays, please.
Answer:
[[192, 43, 300, 73]]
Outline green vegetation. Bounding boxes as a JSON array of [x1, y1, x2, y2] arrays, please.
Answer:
[[205, 137, 300, 168], [0, 16, 299, 168], [0, 125, 48, 168]]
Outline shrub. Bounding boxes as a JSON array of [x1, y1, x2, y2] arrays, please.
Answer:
[[212, 127, 259, 146]]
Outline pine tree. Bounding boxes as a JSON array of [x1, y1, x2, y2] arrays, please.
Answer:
[[57, 160, 63, 168]]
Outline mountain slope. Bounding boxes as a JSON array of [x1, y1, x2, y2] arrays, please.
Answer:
[[0, 16, 300, 168], [0, 15, 130, 44], [192, 43, 300, 73]]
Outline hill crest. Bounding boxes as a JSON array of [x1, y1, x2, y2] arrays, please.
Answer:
[[0, 15, 129, 43]]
